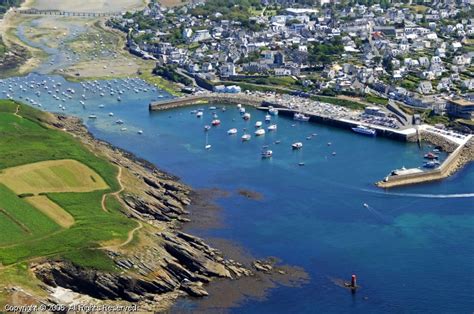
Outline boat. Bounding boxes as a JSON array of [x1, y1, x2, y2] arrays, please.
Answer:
[[204, 125, 211, 131], [196, 111, 203, 118], [99, 104, 105, 108], [137, 130, 143, 135], [120, 127, 127, 131], [268, 124, 277, 131], [241, 134, 251, 141], [243, 113, 251, 120], [268, 107, 279, 116], [115, 119, 124, 124], [292, 142, 303, 149], [424, 152, 439, 160], [275, 140, 281, 144], [227, 128, 238, 135], [255, 121, 262, 128], [255, 129, 266, 136], [190, 110, 197, 114], [294, 113, 310, 121], [332, 152, 337, 156], [352, 125, 376, 136], [298, 162, 305, 166], [221, 106, 226, 112], [211, 119, 221, 126], [205, 144, 212, 150], [109, 112, 114, 116], [423, 160, 440, 168], [88, 115, 97, 119], [261, 150, 273, 158], [212, 113, 218, 119], [265, 114, 271, 122], [237, 104, 242, 108], [239, 107, 246, 114], [209, 106, 217, 110]]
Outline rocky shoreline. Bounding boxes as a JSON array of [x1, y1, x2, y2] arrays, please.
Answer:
[[22, 114, 307, 311]]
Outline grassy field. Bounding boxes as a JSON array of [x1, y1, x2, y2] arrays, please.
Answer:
[[0, 99, 136, 268], [25, 196, 75, 228], [0, 159, 109, 195]]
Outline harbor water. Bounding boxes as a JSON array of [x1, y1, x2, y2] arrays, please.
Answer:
[[1, 73, 473, 313]]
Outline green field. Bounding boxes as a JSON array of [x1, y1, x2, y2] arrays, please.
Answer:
[[0, 99, 136, 268]]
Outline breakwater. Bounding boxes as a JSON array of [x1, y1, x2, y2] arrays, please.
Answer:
[[377, 135, 473, 188]]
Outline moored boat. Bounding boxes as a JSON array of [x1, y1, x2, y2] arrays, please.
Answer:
[[268, 124, 277, 131], [255, 128, 265, 136], [243, 113, 251, 120], [424, 152, 438, 159], [196, 111, 203, 118], [265, 114, 271, 122], [294, 113, 310, 121], [292, 142, 303, 149], [255, 121, 262, 128], [261, 150, 273, 158], [268, 107, 279, 116], [352, 125, 376, 136], [241, 134, 251, 141], [211, 119, 221, 126], [227, 128, 238, 135]]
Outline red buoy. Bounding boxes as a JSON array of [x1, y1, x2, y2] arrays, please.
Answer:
[[351, 274, 357, 288]]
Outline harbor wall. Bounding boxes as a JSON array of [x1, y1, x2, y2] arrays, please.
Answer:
[[377, 136, 473, 188]]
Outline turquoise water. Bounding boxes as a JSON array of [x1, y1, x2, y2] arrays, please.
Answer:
[[1, 73, 473, 313]]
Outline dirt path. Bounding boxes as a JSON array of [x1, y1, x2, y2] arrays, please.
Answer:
[[101, 166, 124, 212], [14, 105, 22, 118]]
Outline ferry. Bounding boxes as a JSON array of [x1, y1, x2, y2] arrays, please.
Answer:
[[211, 119, 221, 126], [243, 113, 251, 120], [261, 150, 273, 158], [242, 134, 251, 141], [292, 142, 303, 149], [294, 113, 310, 121], [268, 124, 277, 131], [352, 125, 376, 136], [227, 128, 238, 135], [255, 121, 262, 128], [255, 129, 266, 136]]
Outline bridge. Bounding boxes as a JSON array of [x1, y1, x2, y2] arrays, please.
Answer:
[[16, 8, 122, 17]]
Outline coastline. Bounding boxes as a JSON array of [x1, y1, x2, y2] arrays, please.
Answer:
[[19, 112, 309, 311]]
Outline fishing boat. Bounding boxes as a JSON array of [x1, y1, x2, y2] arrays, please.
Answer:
[[352, 125, 376, 136], [241, 134, 251, 141], [196, 111, 203, 118], [292, 142, 303, 149], [255, 121, 262, 128], [211, 119, 221, 126], [424, 152, 438, 160], [294, 113, 310, 121], [261, 150, 273, 158], [255, 129, 265, 136], [243, 113, 251, 120], [268, 124, 277, 131], [265, 114, 271, 122], [227, 128, 238, 135]]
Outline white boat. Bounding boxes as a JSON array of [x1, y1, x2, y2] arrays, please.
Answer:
[[196, 111, 203, 118], [204, 125, 211, 131], [352, 125, 376, 136], [109, 112, 114, 116], [116, 119, 124, 124], [120, 127, 127, 131], [268, 124, 277, 131], [243, 113, 251, 120], [268, 107, 279, 116], [237, 104, 242, 108], [294, 113, 310, 121], [209, 106, 217, 110], [255, 121, 262, 128], [255, 129, 266, 136], [261, 150, 273, 158], [205, 144, 212, 150], [227, 128, 238, 135], [265, 114, 271, 122], [241, 134, 251, 141], [137, 130, 143, 134], [239, 107, 246, 114], [292, 142, 303, 149], [99, 104, 105, 108], [88, 115, 97, 119]]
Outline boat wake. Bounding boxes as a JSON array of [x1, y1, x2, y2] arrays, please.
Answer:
[[362, 189, 474, 199]]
